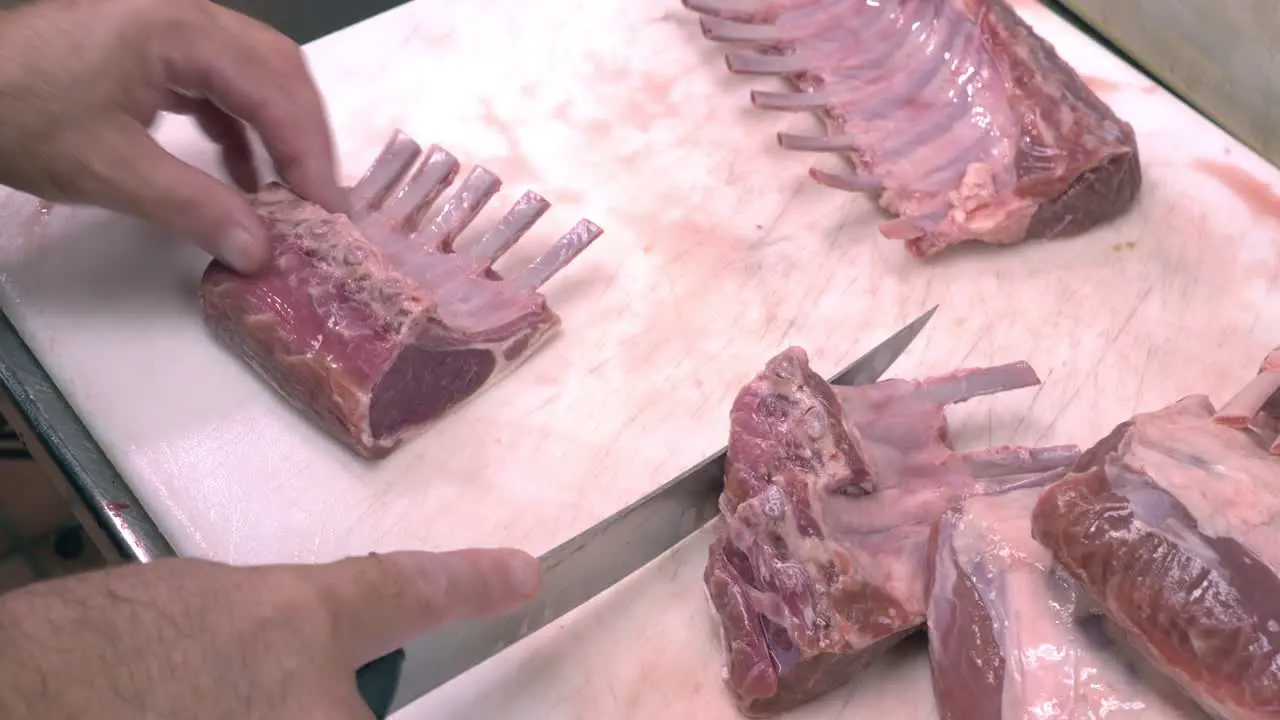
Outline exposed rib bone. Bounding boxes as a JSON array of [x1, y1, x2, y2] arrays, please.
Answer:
[[349, 132, 422, 219], [751, 89, 833, 111], [700, 16, 788, 43], [725, 50, 809, 75], [681, 0, 769, 22], [416, 167, 502, 252], [382, 146, 460, 231], [778, 132, 859, 153], [468, 191, 551, 270], [1214, 371, 1280, 428], [914, 362, 1042, 407], [808, 168, 881, 193], [962, 445, 1082, 478], [510, 220, 604, 290]]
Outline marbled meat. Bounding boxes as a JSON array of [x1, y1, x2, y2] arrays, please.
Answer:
[[928, 481, 1208, 719], [200, 131, 603, 459], [1031, 347, 1280, 720], [704, 346, 1081, 715]]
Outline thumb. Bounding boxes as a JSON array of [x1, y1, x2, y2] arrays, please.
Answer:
[[307, 548, 541, 666], [70, 120, 271, 273]]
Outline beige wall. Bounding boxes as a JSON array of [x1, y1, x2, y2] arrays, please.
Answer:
[[1062, 0, 1280, 167], [0, 0, 410, 44]]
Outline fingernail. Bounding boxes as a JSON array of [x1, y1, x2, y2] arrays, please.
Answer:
[[216, 224, 268, 274], [505, 551, 541, 598]]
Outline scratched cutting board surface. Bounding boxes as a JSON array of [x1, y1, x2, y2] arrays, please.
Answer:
[[1, 0, 1280, 717]]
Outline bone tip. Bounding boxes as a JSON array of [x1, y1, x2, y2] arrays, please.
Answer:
[[387, 130, 421, 154], [1012, 361, 1042, 386], [699, 17, 721, 40], [574, 218, 605, 242], [1212, 413, 1253, 429], [425, 144, 460, 166], [466, 164, 504, 188], [517, 189, 550, 207], [808, 166, 837, 185]]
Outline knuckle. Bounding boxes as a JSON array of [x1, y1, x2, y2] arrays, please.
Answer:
[[367, 553, 442, 613]]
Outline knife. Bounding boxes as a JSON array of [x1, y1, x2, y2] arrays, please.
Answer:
[[358, 304, 938, 716]]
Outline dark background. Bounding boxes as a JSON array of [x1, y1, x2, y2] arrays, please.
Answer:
[[0, 0, 412, 44], [214, 0, 411, 44]]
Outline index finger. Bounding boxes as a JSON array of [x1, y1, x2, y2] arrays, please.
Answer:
[[159, 2, 348, 213], [308, 549, 542, 667]]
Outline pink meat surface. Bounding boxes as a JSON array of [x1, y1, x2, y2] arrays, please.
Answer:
[[703, 346, 1081, 715], [928, 481, 1208, 720], [200, 131, 602, 459], [1032, 348, 1280, 720], [683, 0, 1142, 258]]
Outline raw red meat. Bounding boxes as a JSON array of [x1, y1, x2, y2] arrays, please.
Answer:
[[1031, 352, 1280, 720], [928, 481, 1208, 719], [703, 346, 1081, 715], [200, 131, 602, 459], [682, 0, 1142, 258]]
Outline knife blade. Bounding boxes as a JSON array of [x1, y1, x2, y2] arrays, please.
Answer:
[[371, 305, 938, 714]]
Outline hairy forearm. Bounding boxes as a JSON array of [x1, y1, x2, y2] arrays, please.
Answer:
[[0, 595, 55, 717], [0, 3, 63, 195]]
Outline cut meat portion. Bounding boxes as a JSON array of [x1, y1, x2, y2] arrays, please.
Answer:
[[682, 0, 1142, 258], [703, 346, 1081, 716], [928, 481, 1209, 720], [200, 131, 603, 459], [1031, 355, 1280, 720]]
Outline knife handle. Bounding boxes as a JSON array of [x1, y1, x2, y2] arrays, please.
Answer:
[[355, 648, 406, 718]]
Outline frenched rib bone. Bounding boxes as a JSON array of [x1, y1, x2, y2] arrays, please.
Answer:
[[200, 130, 603, 459], [684, 0, 1142, 258], [705, 346, 1080, 715]]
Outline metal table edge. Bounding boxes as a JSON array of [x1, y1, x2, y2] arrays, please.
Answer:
[[0, 309, 173, 562], [0, 0, 422, 566]]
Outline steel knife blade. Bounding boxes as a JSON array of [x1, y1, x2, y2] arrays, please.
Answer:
[[374, 305, 938, 713]]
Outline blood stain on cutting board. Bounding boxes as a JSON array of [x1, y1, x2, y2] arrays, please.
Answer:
[[1082, 76, 1122, 94], [1194, 158, 1280, 223], [1080, 75, 1160, 95]]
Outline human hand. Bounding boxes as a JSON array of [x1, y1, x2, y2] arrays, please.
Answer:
[[0, 0, 346, 273], [0, 548, 540, 719]]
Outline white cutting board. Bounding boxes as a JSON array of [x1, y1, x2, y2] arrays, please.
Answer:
[[1, 0, 1278, 716]]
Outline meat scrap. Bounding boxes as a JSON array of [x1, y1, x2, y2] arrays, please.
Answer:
[[682, 0, 1142, 258], [1031, 348, 1280, 720], [200, 131, 603, 459], [928, 482, 1208, 719], [703, 346, 1081, 715]]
